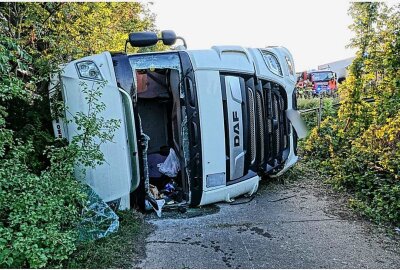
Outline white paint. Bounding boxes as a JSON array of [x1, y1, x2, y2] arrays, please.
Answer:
[[200, 175, 259, 206], [194, 70, 227, 192], [59, 52, 133, 205]]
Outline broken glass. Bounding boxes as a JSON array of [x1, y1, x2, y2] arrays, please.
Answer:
[[77, 185, 119, 242], [129, 53, 181, 72], [181, 111, 192, 202]]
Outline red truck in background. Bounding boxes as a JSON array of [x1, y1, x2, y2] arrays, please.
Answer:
[[296, 70, 337, 98]]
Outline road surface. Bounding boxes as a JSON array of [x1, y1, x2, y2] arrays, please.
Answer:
[[136, 177, 400, 268]]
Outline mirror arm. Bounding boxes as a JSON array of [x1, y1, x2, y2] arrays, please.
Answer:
[[177, 37, 187, 49], [156, 36, 187, 48]]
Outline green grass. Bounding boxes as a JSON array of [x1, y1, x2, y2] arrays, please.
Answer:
[[297, 96, 339, 109], [297, 97, 339, 130], [65, 210, 148, 269]]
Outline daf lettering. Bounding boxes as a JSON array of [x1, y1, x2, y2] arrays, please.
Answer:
[[233, 111, 240, 147]]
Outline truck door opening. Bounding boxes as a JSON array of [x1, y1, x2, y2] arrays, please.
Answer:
[[134, 67, 189, 209]]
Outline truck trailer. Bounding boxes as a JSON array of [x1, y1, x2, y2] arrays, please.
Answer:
[[318, 57, 355, 83], [49, 31, 306, 211]]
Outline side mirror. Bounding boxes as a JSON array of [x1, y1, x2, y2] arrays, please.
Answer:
[[128, 32, 158, 47], [161, 30, 177, 46], [126, 30, 187, 51]]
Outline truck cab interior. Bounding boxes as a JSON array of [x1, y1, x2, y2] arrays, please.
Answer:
[[134, 67, 189, 208]]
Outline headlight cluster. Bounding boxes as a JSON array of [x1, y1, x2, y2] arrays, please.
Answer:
[[76, 61, 103, 81], [260, 50, 283, 76]]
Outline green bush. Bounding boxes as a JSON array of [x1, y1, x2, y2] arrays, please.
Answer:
[[348, 116, 400, 223], [0, 3, 160, 267], [0, 36, 119, 268], [303, 3, 400, 226], [0, 143, 86, 268], [0, 37, 85, 268]]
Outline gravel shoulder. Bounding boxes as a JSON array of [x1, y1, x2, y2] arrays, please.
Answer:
[[135, 166, 400, 269]]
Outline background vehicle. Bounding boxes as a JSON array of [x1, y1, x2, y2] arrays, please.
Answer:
[[50, 31, 306, 211], [297, 70, 337, 97]]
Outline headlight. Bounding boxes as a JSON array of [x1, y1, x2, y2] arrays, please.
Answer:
[[285, 56, 294, 76], [76, 61, 103, 81], [260, 50, 283, 76], [206, 173, 226, 188]]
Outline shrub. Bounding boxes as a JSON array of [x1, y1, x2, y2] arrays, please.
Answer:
[[0, 3, 161, 268], [0, 38, 85, 268], [0, 143, 86, 268], [302, 3, 400, 226], [0, 37, 119, 268]]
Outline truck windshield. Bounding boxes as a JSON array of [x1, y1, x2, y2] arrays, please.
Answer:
[[311, 72, 334, 82], [129, 52, 183, 97], [129, 53, 181, 72]]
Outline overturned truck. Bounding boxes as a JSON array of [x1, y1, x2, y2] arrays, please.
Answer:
[[50, 31, 306, 211]]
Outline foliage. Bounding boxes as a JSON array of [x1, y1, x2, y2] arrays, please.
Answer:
[[0, 2, 159, 268], [0, 38, 81, 268], [0, 39, 121, 268], [303, 3, 400, 226], [0, 143, 86, 268], [297, 97, 338, 130]]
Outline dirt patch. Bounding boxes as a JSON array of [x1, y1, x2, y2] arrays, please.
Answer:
[[130, 213, 156, 267]]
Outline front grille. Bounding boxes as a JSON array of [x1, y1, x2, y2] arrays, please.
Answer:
[[248, 87, 256, 164], [267, 110, 272, 133], [273, 95, 280, 157], [265, 86, 273, 162], [263, 82, 290, 167], [292, 89, 298, 155], [256, 91, 264, 163], [279, 95, 288, 149]]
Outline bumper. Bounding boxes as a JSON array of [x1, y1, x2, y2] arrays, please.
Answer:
[[199, 175, 259, 206], [271, 154, 298, 177]]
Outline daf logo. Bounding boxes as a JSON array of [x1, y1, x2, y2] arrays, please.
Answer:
[[233, 111, 240, 147]]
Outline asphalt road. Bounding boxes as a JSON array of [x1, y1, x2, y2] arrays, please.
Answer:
[[136, 178, 400, 268]]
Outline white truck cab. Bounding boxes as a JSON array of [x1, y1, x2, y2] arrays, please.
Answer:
[[50, 31, 306, 211]]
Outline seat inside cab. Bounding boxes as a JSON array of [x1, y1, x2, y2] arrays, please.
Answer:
[[135, 68, 188, 207]]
